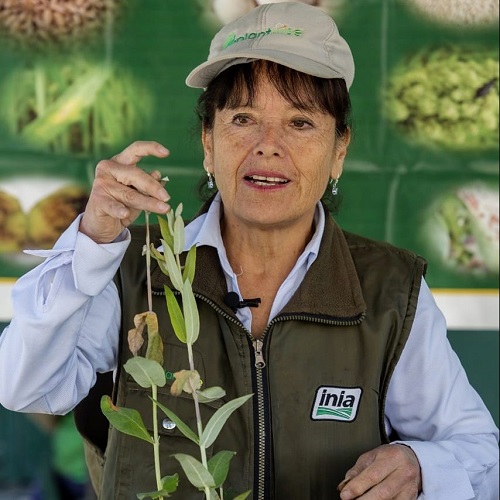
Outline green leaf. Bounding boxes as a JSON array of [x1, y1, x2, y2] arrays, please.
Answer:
[[124, 357, 166, 388], [172, 454, 216, 489], [163, 244, 183, 291], [197, 386, 226, 404], [182, 279, 200, 345], [182, 245, 197, 284], [136, 472, 179, 498], [153, 248, 170, 276], [167, 209, 175, 236], [232, 491, 252, 500], [173, 216, 185, 256], [208, 451, 236, 488], [149, 244, 166, 263], [152, 399, 199, 445], [100, 396, 153, 444], [206, 489, 220, 500], [164, 286, 187, 343], [201, 394, 253, 448], [160, 474, 180, 493], [157, 215, 174, 252], [174, 203, 183, 219]]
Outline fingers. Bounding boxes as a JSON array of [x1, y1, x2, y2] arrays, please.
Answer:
[[80, 142, 172, 243], [338, 444, 421, 499], [95, 161, 170, 212], [112, 141, 170, 166]]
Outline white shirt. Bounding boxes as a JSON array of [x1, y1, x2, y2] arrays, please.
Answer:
[[0, 197, 498, 499]]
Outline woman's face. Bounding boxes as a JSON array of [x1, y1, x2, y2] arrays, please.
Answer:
[[202, 74, 349, 231]]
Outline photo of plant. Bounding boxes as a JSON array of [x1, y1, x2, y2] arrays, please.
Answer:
[[383, 45, 499, 151], [0, 58, 154, 157]]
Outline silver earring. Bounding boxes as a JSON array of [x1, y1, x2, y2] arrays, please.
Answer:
[[330, 177, 339, 196], [207, 172, 214, 189]]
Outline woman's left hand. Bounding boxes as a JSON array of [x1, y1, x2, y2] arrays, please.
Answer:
[[338, 444, 422, 499]]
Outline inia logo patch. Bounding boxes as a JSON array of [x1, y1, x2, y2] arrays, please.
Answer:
[[311, 386, 362, 422]]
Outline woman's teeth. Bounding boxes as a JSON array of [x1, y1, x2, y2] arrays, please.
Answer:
[[246, 175, 288, 185]]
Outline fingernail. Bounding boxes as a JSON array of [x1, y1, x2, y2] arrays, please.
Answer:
[[157, 202, 170, 213], [158, 146, 169, 154]]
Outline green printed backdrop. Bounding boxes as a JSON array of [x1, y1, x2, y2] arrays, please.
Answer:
[[0, 0, 497, 286]]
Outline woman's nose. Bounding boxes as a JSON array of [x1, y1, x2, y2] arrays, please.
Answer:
[[252, 124, 285, 158]]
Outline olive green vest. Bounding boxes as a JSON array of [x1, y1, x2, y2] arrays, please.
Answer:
[[80, 205, 426, 499]]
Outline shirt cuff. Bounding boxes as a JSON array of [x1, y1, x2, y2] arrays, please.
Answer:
[[395, 440, 475, 500], [73, 228, 130, 296]]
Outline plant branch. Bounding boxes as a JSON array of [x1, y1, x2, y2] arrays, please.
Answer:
[[145, 211, 153, 312], [151, 384, 163, 497]]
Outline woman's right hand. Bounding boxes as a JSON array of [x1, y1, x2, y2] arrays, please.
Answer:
[[79, 141, 172, 243]]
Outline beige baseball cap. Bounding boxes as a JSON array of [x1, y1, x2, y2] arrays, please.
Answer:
[[186, 2, 355, 89]]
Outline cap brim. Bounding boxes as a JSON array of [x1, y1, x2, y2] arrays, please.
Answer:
[[185, 49, 349, 89]]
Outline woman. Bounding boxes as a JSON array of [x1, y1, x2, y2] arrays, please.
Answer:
[[0, 3, 498, 499]]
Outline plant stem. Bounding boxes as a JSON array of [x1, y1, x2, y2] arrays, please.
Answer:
[[187, 342, 211, 499], [145, 211, 153, 312], [146, 212, 163, 498], [151, 384, 163, 496]]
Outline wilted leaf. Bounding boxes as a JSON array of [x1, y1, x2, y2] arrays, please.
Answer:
[[152, 398, 199, 445], [127, 311, 148, 356], [197, 386, 226, 404], [144, 312, 163, 365], [100, 395, 152, 444], [201, 394, 253, 448], [208, 451, 236, 488], [172, 454, 215, 489], [124, 357, 166, 388], [164, 286, 186, 343], [171, 370, 201, 396], [145, 333, 163, 365], [182, 280, 199, 345]]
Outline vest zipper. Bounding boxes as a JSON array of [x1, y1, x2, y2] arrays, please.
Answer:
[[192, 294, 270, 500]]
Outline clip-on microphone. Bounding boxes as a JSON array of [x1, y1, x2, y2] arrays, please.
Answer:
[[223, 291, 261, 313]]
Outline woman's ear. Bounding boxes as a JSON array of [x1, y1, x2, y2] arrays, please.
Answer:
[[202, 127, 214, 173], [330, 129, 351, 180]]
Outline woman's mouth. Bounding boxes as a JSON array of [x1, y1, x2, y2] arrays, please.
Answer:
[[245, 175, 289, 186]]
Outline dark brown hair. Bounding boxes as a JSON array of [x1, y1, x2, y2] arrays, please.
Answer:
[[196, 60, 351, 138]]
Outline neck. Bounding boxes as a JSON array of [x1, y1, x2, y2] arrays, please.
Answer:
[[221, 217, 314, 281]]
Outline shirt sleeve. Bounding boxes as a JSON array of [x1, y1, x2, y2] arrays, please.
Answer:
[[0, 215, 129, 415], [385, 279, 499, 499]]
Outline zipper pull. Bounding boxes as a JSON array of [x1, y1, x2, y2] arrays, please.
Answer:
[[252, 339, 266, 369]]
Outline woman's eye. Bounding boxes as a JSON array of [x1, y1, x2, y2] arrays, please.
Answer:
[[292, 119, 312, 129], [233, 114, 251, 125]]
